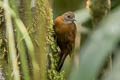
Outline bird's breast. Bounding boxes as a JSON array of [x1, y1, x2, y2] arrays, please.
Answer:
[[55, 23, 75, 34]]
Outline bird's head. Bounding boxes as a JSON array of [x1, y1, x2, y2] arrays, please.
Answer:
[[62, 11, 76, 24]]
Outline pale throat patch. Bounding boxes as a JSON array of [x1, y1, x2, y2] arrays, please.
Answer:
[[63, 20, 73, 24]]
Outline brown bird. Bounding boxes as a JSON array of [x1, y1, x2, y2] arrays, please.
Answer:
[[53, 11, 77, 72]]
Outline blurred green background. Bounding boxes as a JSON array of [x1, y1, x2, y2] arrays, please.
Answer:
[[53, 0, 85, 18]]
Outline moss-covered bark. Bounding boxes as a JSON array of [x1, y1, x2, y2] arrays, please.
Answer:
[[32, 0, 54, 80]]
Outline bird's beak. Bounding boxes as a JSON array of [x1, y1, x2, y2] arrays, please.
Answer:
[[73, 18, 76, 21]]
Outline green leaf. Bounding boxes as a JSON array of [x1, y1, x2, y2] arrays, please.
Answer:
[[69, 6, 120, 80]]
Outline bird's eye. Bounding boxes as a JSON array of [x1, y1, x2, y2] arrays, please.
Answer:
[[67, 16, 70, 18]]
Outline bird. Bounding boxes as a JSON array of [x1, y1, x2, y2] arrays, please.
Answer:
[[53, 11, 77, 72]]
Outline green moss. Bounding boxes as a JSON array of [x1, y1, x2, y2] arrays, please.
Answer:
[[47, 10, 65, 80], [0, 7, 4, 25]]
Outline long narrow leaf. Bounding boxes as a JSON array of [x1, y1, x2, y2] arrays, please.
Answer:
[[69, 6, 120, 80], [4, 0, 20, 80], [0, 1, 39, 79], [9, 0, 31, 80], [103, 51, 120, 80]]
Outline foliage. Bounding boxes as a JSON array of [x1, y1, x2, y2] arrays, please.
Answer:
[[69, 6, 120, 80], [0, 0, 120, 80]]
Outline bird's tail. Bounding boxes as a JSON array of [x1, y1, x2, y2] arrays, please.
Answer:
[[57, 53, 68, 72]]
